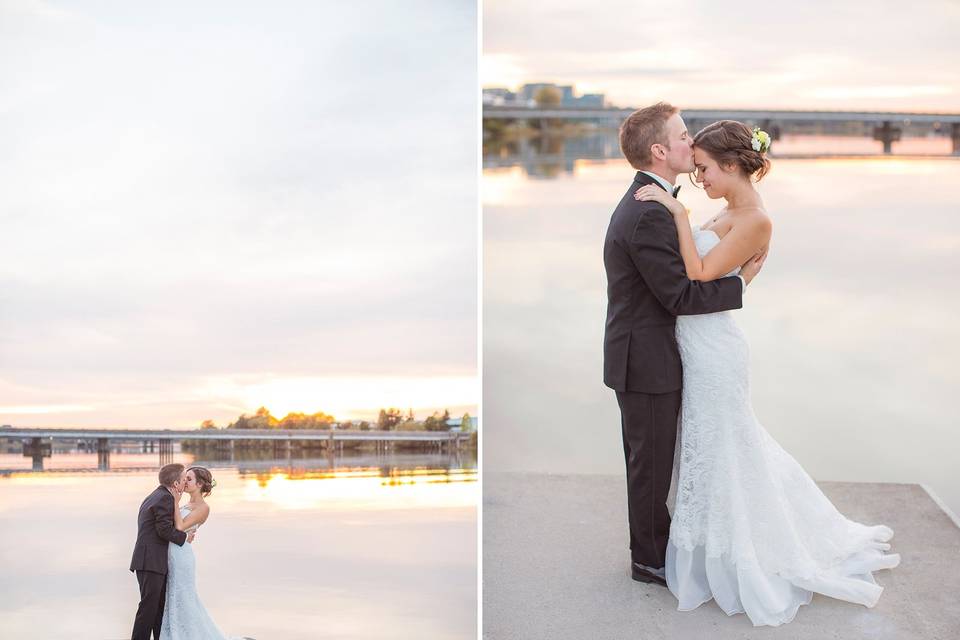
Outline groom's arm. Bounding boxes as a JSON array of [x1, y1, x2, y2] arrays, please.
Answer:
[[628, 205, 743, 316], [154, 494, 187, 546]]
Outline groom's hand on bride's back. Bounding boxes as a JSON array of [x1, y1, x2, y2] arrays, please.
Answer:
[[187, 531, 196, 543], [739, 249, 767, 286]]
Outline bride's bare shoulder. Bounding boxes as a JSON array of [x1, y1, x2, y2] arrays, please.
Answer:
[[737, 208, 772, 238]]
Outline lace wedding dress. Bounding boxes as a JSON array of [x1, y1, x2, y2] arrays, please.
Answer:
[[665, 225, 900, 627], [160, 506, 245, 640]]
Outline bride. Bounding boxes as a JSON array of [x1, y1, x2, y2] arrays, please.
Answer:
[[162, 467, 247, 640], [634, 120, 901, 627]]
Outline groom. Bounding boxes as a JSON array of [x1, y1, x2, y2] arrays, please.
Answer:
[[130, 463, 194, 640], [603, 102, 765, 586]]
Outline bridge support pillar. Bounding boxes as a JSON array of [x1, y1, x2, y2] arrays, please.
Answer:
[[158, 440, 174, 465], [761, 119, 781, 141], [97, 437, 110, 471], [873, 121, 901, 154], [952, 123, 960, 155], [23, 437, 50, 471]]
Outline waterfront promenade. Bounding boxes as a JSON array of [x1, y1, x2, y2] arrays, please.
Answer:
[[484, 472, 960, 639]]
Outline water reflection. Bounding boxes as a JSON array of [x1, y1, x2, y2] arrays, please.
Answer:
[[483, 145, 960, 523], [0, 448, 477, 639], [484, 132, 958, 178]]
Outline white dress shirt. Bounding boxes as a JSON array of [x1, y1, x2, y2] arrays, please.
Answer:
[[639, 170, 746, 293], [640, 170, 674, 194]]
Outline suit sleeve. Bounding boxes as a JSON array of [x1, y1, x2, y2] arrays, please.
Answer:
[[628, 205, 743, 316], [154, 493, 187, 546]]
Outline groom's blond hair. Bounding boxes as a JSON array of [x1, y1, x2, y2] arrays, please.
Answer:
[[619, 102, 677, 169]]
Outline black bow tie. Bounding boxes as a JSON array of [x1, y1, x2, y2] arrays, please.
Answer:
[[672, 185, 681, 198]]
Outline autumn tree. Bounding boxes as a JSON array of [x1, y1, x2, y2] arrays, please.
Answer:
[[533, 86, 562, 107], [228, 406, 279, 430], [377, 408, 403, 431], [424, 409, 452, 432]]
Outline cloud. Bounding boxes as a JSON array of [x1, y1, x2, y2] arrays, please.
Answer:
[[0, 0, 478, 425], [483, 0, 960, 110]]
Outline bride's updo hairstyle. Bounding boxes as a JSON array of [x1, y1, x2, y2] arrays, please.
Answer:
[[188, 466, 216, 497], [693, 120, 771, 181]]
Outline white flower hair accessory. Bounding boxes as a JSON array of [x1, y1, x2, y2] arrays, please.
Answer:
[[751, 127, 771, 153]]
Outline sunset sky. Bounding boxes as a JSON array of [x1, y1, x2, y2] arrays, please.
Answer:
[[0, 0, 477, 428], [483, 0, 960, 111]]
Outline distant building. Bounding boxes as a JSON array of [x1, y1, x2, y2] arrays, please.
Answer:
[[518, 83, 555, 103], [489, 83, 606, 108], [483, 87, 519, 106], [446, 416, 479, 431], [576, 93, 605, 108]]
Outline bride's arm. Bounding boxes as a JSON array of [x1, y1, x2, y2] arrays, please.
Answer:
[[155, 491, 187, 546], [635, 186, 771, 281], [634, 185, 705, 278], [174, 503, 210, 532]]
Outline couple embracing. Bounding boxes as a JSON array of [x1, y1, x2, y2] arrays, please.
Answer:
[[130, 463, 248, 640], [603, 102, 900, 627]]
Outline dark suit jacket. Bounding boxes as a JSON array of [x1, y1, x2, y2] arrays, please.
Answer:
[[129, 485, 187, 574], [603, 171, 743, 394]]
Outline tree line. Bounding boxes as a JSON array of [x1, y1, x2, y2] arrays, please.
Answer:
[[200, 407, 473, 432]]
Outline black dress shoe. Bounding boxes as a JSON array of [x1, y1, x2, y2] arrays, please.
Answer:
[[631, 562, 667, 587]]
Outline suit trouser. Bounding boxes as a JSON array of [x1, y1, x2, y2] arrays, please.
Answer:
[[132, 569, 167, 640], [616, 388, 682, 569]]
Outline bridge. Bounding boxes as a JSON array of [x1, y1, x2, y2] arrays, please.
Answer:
[[0, 427, 472, 471], [0, 451, 476, 478], [483, 106, 960, 154]]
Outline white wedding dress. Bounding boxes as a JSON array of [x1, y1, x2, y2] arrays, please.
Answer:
[[161, 506, 244, 640], [665, 225, 900, 627]]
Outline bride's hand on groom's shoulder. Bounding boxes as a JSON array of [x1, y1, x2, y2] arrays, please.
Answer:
[[634, 185, 686, 217]]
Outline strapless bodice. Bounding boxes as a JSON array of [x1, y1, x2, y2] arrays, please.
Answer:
[[179, 505, 198, 533], [692, 225, 741, 278]]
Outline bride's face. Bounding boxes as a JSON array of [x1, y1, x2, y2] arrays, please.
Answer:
[[693, 148, 738, 199], [184, 470, 198, 493]]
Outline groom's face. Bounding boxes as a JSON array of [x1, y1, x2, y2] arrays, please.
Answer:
[[176, 471, 187, 490], [662, 113, 695, 174]]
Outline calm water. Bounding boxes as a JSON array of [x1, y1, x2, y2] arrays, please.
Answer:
[[483, 134, 960, 518], [0, 449, 477, 639]]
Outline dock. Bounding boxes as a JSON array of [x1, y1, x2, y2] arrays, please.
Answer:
[[483, 472, 960, 639]]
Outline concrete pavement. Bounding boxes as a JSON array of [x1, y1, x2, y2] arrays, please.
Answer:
[[483, 472, 960, 639]]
